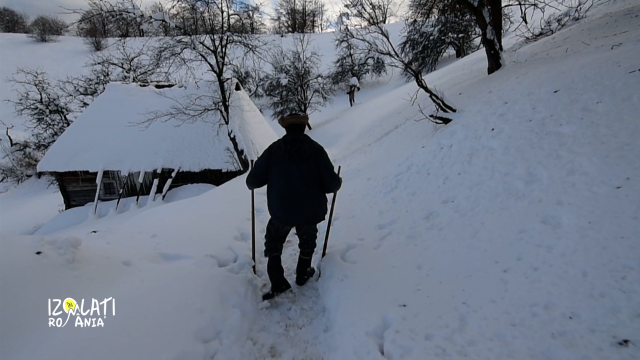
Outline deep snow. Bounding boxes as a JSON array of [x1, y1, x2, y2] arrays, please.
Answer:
[[1, 1, 639, 359]]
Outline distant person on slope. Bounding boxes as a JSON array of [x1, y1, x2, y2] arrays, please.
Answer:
[[246, 113, 342, 301], [347, 76, 360, 107]]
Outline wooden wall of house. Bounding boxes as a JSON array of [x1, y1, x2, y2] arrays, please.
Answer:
[[54, 168, 245, 210], [55, 171, 124, 209]]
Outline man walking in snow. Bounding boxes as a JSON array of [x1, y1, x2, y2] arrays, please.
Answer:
[[347, 76, 360, 107], [246, 113, 342, 300]]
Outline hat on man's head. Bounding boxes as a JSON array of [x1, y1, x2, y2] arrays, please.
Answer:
[[278, 113, 309, 128]]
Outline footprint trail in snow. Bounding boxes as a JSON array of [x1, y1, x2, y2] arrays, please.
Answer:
[[182, 204, 331, 360], [247, 234, 330, 360]]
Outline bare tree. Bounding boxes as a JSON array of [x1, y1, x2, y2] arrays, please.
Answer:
[[112, 1, 146, 37], [67, 0, 147, 38], [331, 21, 387, 86], [0, 7, 30, 33], [0, 122, 43, 184], [452, 0, 596, 75], [169, 0, 206, 35], [453, 0, 502, 74], [309, 0, 330, 33], [145, 1, 174, 36], [269, 12, 286, 35], [275, 0, 301, 33], [401, 0, 479, 78], [6, 68, 75, 152], [265, 34, 333, 129], [61, 63, 113, 110], [274, 0, 327, 33], [143, 0, 266, 171], [89, 38, 168, 84], [78, 12, 108, 51], [341, 0, 456, 122], [1, 37, 169, 182], [230, 57, 268, 98], [346, 0, 395, 26], [75, 3, 111, 37], [59, 38, 168, 112], [515, 0, 595, 42], [231, 2, 268, 34], [28, 16, 67, 42]]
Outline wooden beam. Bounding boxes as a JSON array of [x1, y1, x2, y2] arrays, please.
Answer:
[[161, 168, 180, 201], [93, 170, 104, 215], [115, 172, 131, 211], [135, 170, 145, 205], [149, 167, 162, 203]]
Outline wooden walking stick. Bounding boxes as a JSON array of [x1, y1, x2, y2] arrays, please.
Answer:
[[251, 160, 256, 274], [322, 166, 341, 258]]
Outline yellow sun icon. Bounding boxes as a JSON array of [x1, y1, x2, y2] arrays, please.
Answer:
[[63, 298, 77, 314]]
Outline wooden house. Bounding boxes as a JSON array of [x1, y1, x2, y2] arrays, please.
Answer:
[[37, 81, 277, 210]]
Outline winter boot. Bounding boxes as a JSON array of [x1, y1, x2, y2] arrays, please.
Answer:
[[263, 256, 291, 300], [295, 254, 315, 286]]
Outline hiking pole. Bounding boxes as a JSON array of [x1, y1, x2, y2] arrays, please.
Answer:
[[251, 160, 256, 275], [322, 166, 341, 258]]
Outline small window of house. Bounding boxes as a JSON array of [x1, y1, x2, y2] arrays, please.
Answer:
[[102, 181, 117, 197]]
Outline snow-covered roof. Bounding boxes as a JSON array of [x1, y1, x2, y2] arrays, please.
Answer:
[[37, 82, 277, 173], [228, 84, 278, 162]]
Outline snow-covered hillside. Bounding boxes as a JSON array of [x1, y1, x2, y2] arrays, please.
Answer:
[[1, 1, 639, 359]]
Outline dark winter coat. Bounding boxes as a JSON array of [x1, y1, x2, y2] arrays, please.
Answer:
[[246, 133, 342, 226]]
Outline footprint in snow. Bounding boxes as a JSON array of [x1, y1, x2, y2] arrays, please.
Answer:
[[149, 252, 194, 265], [540, 214, 563, 230], [340, 243, 358, 265], [377, 219, 396, 230], [204, 247, 241, 270]]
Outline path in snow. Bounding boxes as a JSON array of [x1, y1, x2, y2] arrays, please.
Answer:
[[240, 194, 328, 360], [247, 194, 330, 360], [186, 191, 331, 360], [249, 234, 330, 360]]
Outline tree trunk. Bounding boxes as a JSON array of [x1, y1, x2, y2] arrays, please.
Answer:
[[488, 0, 503, 51], [228, 129, 249, 171], [458, 0, 503, 74], [481, 34, 502, 75]]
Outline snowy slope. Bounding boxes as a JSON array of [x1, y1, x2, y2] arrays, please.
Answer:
[[1, 2, 640, 360], [313, 5, 640, 359]]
